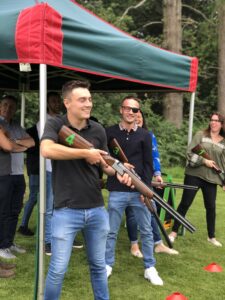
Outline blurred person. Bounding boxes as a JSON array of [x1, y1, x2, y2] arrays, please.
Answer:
[[0, 95, 34, 259], [0, 127, 16, 276], [169, 112, 225, 247], [18, 92, 64, 255]]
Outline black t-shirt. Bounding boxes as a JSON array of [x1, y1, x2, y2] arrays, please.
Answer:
[[41, 115, 108, 209], [26, 125, 40, 175], [106, 124, 153, 192]]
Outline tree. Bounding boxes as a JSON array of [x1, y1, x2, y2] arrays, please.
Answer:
[[217, 0, 225, 114], [162, 0, 183, 128]]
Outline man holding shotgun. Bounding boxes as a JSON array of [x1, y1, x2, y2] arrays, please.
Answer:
[[105, 96, 164, 285], [40, 80, 131, 300]]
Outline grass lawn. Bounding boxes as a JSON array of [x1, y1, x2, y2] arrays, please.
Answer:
[[1, 167, 225, 300]]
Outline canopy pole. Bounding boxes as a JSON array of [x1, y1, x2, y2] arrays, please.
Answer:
[[188, 92, 195, 144], [20, 84, 25, 128], [38, 64, 47, 300]]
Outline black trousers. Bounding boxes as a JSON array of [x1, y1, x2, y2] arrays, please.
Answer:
[[172, 174, 217, 238], [0, 175, 12, 249], [6, 175, 26, 246]]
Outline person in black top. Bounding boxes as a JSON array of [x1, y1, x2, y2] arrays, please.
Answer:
[[0, 127, 16, 278], [40, 80, 131, 300], [105, 96, 163, 285]]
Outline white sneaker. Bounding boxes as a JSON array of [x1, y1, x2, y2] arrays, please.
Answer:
[[106, 265, 112, 278], [0, 248, 16, 259], [10, 244, 26, 254], [144, 267, 163, 286], [207, 238, 222, 247]]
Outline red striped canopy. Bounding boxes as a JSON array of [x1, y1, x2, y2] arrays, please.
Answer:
[[0, 0, 198, 92]]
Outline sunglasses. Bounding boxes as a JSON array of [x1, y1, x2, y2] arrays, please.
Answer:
[[210, 119, 222, 123], [122, 106, 140, 113]]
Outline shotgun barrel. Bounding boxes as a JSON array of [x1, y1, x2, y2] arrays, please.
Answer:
[[151, 181, 198, 190]]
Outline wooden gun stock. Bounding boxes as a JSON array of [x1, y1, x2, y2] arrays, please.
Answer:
[[58, 125, 94, 149], [58, 125, 116, 166], [109, 138, 128, 163], [192, 144, 222, 174]]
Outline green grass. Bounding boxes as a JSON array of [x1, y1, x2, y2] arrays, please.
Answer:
[[1, 167, 225, 300]]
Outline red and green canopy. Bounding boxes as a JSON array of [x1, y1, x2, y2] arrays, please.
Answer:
[[0, 0, 198, 92]]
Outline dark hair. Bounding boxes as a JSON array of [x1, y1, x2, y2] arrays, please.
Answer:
[[204, 112, 225, 137], [1, 95, 18, 105], [62, 80, 91, 99], [139, 110, 148, 130], [121, 95, 141, 106], [47, 91, 60, 102], [89, 116, 99, 123]]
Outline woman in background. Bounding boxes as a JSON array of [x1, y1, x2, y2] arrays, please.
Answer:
[[169, 112, 225, 247]]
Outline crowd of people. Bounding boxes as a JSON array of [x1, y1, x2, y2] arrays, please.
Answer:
[[0, 80, 225, 300]]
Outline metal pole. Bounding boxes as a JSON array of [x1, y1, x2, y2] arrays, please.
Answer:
[[181, 92, 196, 236], [38, 64, 47, 300], [188, 92, 196, 145], [20, 85, 25, 128]]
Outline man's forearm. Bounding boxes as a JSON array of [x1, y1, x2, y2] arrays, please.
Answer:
[[15, 137, 35, 148], [41, 139, 91, 160], [11, 142, 27, 153]]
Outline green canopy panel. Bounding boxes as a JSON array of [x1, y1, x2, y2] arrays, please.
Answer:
[[0, 0, 198, 92]]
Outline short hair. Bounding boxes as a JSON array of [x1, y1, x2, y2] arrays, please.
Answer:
[[1, 95, 18, 105], [121, 95, 141, 106], [47, 91, 60, 102], [62, 80, 91, 99]]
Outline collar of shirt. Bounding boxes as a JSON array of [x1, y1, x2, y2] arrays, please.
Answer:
[[119, 122, 138, 132], [63, 114, 91, 132]]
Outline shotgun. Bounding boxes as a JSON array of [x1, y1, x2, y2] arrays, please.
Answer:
[[58, 125, 196, 234], [151, 181, 198, 190], [110, 138, 198, 190], [192, 144, 225, 183], [108, 138, 173, 248]]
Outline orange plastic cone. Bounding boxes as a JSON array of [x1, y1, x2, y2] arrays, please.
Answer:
[[166, 292, 188, 300], [204, 262, 222, 272]]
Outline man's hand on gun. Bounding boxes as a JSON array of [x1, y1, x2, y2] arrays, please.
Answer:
[[116, 162, 134, 187], [85, 149, 133, 187], [85, 149, 108, 166]]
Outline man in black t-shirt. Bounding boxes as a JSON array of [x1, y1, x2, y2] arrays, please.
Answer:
[[41, 80, 131, 300]]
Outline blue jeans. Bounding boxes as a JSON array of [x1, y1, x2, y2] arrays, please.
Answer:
[[106, 192, 155, 269], [126, 201, 162, 245], [21, 174, 39, 228], [44, 207, 110, 300], [21, 172, 53, 244]]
